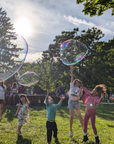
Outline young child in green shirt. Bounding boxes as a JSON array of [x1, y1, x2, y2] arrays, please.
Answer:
[[45, 91, 65, 144]]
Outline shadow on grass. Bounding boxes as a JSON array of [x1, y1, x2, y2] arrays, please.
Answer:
[[16, 135, 32, 144], [71, 138, 79, 143], [107, 124, 114, 128], [4, 106, 16, 122], [54, 138, 61, 144]]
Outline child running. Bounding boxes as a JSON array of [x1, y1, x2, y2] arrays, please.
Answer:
[[15, 94, 33, 135], [45, 91, 65, 144], [81, 84, 106, 144], [68, 65, 84, 137]]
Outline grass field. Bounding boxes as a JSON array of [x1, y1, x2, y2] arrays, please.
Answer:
[[0, 101, 114, 144]]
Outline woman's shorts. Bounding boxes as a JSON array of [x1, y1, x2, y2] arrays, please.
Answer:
[[0, 99, 5, 104], [68, 99, 80, 109]]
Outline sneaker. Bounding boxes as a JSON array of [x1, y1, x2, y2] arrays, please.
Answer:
[[82, 135, 88, 143], [69, 131, 73, 137], [95, 136, 100, 144]]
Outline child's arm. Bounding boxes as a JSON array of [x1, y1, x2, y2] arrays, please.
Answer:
[[54, 97, 65, 109], [70, 65, 74, 83], [15, 104, 21, 117], [46, 90, 50, 107], [28, 105, 33, 111], [95, 93, 104, 104]]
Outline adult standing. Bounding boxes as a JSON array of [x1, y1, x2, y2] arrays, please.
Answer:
[[59, 84, 66, 97], [0, 79, 6, 121]]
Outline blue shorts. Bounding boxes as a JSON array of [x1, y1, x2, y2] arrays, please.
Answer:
[[68, 99, 80, 109]]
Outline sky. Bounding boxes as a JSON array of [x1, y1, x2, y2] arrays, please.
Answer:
[[1, 0, 114, 62]]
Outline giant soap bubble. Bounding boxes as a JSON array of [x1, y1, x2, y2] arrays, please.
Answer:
[[0, 34, 28, 82], [18, 72, 39, 87], [60, 39, 88, 66]]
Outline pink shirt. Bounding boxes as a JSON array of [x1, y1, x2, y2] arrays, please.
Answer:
[[82, 87, 101, 115]]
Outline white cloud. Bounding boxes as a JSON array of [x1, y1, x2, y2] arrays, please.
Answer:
[[25, 52, 43, 63], [64, 15, 114, 35], [64, 15, 96, 27]]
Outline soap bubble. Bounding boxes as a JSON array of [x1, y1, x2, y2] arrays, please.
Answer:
[[18, 72, 39, 87], [0, 34, 28, 81], [60, 39, 88, 66]]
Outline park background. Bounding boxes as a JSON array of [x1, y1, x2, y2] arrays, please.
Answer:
[[0, 0, 114, 143]]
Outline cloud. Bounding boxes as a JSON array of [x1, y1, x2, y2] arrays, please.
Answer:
[[64, 15, 96, 27], [64, 15, 114, 35], [25, 52, 43, 63]]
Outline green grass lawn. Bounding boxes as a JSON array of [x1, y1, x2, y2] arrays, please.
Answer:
[[0, 101, 114, 144]]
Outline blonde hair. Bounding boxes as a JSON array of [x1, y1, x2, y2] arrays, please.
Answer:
[[94, 84, 107, 97], [73, 79, 83, 86]]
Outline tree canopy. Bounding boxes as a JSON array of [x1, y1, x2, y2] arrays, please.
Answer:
[[76, 0, 114, 17]]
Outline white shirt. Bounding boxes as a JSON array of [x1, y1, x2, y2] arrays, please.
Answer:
[[69, 82, 80, 101], [0, 86, 5, 99]]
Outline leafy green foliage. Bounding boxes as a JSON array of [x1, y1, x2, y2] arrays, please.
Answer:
[[76, 0, 114, 16]]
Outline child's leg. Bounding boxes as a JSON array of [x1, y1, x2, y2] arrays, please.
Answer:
[[53, 122, 58, 138], [46, 121, 52, 143], [76, 109, 83, 127], [90, 114, 97, 135], [17, 125, 22, 135], [0, 103, 3, 119], [69, 109, 74, 132], [83, 112, 90, 133], [82, 112, 89, 143]]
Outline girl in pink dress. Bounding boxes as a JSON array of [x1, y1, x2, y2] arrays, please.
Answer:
[[81, 84, 106, 144]]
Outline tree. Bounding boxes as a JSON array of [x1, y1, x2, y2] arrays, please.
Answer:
[[76, 0, 114, 16], [0, 8, 24, 81]]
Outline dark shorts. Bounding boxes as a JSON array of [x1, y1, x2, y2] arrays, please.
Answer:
[[68, 99, 80, 109]]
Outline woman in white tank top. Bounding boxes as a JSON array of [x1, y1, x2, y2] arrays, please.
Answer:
[[0, 79, 6, 121], [9, 82, 18, 105]]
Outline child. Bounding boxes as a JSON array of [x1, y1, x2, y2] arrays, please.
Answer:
[[15, 94, 33, 135], [0, 79, 6, 121], [45, 91, 65, 144], [81, 84, 106, 144], [68, 65, 84, 137]]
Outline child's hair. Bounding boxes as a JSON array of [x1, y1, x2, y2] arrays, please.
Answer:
[[94, 84, 107, 97], [19, 94, 30, 105], [12, 82, 17, 89], [44, 96, 52, 104], [73, 79, 83, 86]]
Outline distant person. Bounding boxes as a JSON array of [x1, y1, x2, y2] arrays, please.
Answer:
[[9, 82, 18, 105], [59, 84, 65, 96], [18, 85, 26, 94], [15, 94, 33, 135], [55, 87, 60, 96], [0, 79, 6, 121], [44, 90, 65, 144], [81, 84, 106, 144]]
